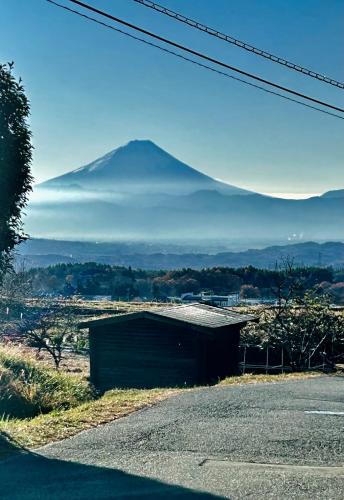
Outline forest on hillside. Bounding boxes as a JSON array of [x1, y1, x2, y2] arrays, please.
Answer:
[[24, 262, 344, 303]]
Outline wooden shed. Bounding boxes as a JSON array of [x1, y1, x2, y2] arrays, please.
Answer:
[[81, 304, 255, 391]]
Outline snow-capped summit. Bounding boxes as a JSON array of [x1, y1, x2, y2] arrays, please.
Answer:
[[40, 139, 251, 195]]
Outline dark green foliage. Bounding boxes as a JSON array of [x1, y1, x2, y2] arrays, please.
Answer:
[[24, 261, 343, 302], [27, 262, 157, 299], [0, 63, 33, 276]]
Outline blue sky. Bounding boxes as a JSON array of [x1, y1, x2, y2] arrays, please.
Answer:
[[1, 0, 343, 196]]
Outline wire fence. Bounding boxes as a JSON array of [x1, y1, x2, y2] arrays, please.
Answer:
[[239, 345, 343, 374]]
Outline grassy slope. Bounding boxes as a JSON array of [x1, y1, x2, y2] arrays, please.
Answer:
[[0, 388, 172, 458]]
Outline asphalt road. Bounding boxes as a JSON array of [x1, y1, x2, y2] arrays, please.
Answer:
[[1, 376, 344, 499]]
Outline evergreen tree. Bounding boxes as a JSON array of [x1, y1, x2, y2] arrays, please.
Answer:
[[0, 62, 33, 276]]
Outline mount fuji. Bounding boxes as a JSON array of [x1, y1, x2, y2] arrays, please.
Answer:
[[40, 139, 251, 196], [26, 140, 344, 245]]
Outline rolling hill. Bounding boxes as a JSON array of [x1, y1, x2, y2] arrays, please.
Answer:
[[18, 240, 344, 270]]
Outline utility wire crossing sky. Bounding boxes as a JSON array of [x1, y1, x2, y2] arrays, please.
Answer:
[[133, 0, 344, 89], [47, 0, 344, 120], [62, 0, 344, 117]]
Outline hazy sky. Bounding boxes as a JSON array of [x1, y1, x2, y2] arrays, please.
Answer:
[[1, 0, 343, 196]]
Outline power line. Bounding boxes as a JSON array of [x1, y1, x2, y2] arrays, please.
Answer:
[[133, 0, 344, 90], [45, 0, 344, 119], [66, 0, 344, 114]]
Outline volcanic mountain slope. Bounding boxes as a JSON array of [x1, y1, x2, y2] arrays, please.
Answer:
[[40, 139, 251, 196], [321, 189, 344, 199], [27, 140, 344, 244]]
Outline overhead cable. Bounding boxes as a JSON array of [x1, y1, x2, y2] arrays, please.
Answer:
[[45, 0, 344, 119], [133, 0, 344, 90], [65, 0, 344, 114]]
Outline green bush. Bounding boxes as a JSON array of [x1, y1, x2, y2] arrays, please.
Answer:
[[0, 347, 94, 419]]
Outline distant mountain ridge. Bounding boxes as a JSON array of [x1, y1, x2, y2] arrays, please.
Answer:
[[19, 240, 344, 270], [321, 189, 344, 199], [26, 140, 344, 244]]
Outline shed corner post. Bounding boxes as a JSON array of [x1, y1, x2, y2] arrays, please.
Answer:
[[88, 326, 97, 388]]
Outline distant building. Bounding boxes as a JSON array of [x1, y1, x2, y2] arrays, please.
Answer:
[[180, 291, 240, 307], [178, 292, 277, 307]]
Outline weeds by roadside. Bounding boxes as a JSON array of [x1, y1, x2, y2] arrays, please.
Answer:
[[0, 346, 93, 419], [0, 388, 172, 458], [218, 371, 320, 386]]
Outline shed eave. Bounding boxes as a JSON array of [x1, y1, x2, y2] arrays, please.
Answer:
[[79, 310, 256, 333]]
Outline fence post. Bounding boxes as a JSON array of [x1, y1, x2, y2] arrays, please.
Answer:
[[266, 346, 269, 374], [242, 345, 247, 374], [281, 348, 284, 374]]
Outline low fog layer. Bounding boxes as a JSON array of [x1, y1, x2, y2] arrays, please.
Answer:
[[25, 140, 344, 246]]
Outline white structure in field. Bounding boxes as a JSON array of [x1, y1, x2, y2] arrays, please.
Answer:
[[180, 291, 240, 307], [179, 292, 277, 307]]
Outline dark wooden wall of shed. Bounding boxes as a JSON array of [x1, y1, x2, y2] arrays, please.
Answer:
[[89, 318, 202, 391], [205, 325, 241, 382]]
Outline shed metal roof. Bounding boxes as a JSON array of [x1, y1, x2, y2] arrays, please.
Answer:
[[151, 303, 255, 328], [80, 303, 256, 330]]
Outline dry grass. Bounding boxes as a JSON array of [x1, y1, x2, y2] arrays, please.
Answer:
[[218, 371, 320, 386], [0, 346, 93, 422], [74, 299, 168, 327], [1, 344, 89, 375], [72, 299, 165, 311], [0, 388, 174, 458]]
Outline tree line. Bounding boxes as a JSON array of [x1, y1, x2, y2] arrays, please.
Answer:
[[24, 262, 344, 303]]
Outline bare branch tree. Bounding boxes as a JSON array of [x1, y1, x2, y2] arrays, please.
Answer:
[[18, 299, 78, 369]]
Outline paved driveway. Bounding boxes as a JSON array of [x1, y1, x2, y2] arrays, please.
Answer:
[[1, 376, 344, 499]]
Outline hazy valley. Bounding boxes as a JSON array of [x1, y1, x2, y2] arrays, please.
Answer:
[[24, 140, 344, 247]]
